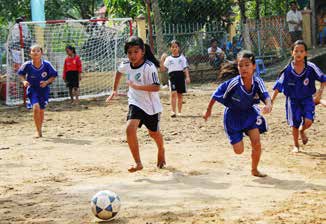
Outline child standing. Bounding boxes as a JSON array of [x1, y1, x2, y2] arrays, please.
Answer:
[[271, 40, 326, 152], [203, 51, 272, 177], [18, 44, 58, 138], [63, 45, 82, 104], [106, 36, 165, 172], [160, 40, 190, 117]]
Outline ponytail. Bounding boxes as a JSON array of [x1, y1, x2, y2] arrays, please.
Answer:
[[218, 61, 239, 82], [124, 36, 160, 67], [144, 44, 160, 67]]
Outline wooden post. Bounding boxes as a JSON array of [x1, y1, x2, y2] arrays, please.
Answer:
[[302, 9, 312, 48], [310, 0, 317, 47], [136, 14, 146, 41]]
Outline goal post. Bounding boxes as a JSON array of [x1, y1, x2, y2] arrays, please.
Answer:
[[5, 18, 133, 106]]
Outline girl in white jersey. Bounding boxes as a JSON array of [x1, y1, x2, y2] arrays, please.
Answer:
[[106, 36, 165, 172], [160, 40, 190, 117]]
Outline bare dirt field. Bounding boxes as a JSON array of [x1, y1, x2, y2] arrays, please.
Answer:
[[0, 82, 325, 224]]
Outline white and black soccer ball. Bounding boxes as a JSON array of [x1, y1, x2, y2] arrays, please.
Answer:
[[91, 190, 121, 220]]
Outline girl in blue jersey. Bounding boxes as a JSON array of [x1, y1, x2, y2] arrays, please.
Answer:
[[18, 44, 58, 138], [106, 36, 165, 173], [271, 40, 326, 153], [203, 51, 272, 177], [160, 40, 190, 117]]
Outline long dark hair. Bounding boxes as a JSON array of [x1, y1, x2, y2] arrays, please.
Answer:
[[218, 61, 239, 82], [124, 36, 160, 67], [66, 45, 76, 55]]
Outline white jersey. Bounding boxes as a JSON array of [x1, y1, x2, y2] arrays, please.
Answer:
[[286, 10, 302, 32], [163, 55, 189, 74], [118, 60, 163, 115], [208, 47, 223, 55]]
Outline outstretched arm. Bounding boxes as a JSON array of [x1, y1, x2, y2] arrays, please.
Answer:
[[106, 71, 123, 102], [271, 89, 279, 105], [314, 82, 325, 105], [262, 97, 272, 114], [160, 53, 168, 73], [184, 68, 190, 84], [203, 98, 216, 121]]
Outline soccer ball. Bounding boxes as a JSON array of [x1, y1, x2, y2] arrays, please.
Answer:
[[91, 190, 121, 220]]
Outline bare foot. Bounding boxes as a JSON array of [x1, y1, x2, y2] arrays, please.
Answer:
[[157, 160, 166, 169], [292, 146, 300, 153], [252, 169, 267, 177], [157, 149, 166, 169], [300, 129, 308, 145], [128, 163, 143, 173], [34, 132, 42, 138]]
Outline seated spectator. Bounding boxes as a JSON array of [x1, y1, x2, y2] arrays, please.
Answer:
[[208, 39, 225, 69]]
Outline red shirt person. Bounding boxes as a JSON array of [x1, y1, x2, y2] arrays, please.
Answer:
[[63, 45, 82, 104]]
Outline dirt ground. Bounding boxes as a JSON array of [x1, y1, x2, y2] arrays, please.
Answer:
[[0, 82, 325, 224]]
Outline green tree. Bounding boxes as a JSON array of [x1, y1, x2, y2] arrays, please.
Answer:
[[103, 0, 145, 18], [158, 0, 235, 25]]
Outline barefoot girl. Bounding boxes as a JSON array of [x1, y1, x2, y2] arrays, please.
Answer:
[[271, 40, 326, 152], [203, 51, 272, 177], [63, 45, 82, 104], [160, 40, 190, 117], [18, 44, 58, 138], [106, 36, 165, 172]]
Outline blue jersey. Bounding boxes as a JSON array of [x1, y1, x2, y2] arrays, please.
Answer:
[[18, 60, 58, 89], [212, 75, 270, 111], [212, 75, 270, 145], [18, 60, 57, 109], [273, 61, 326, 99]]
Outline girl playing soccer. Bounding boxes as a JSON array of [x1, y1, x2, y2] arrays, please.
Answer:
[[203, 51, 272, 177], [160, 40, 190, 117], [18, 44, 58, 138], [63, 45, 82, 104], [106, 36, 165, 172], [271, 40, 326, 152]]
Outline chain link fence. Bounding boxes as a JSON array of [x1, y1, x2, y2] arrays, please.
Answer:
[[243, 16, 292, 66], [148, 0, 235, 84], [147, 0, 311, 84]]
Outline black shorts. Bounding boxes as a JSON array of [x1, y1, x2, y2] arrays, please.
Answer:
[[127, 105, 160, 132], [66, 71, 79, 88], [168, 71, 186, 93]]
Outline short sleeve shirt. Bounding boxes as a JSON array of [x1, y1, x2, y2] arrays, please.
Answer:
[[286, 10, 303, 32], [163, 55, 188, 74], [118, 60, 163, 115]]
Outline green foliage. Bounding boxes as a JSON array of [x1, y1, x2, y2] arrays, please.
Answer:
[[158, 0, 235, 24], [104, 0, 145, 18], [245, 0, 290, 19]]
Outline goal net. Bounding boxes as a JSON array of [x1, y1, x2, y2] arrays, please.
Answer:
[[5, 18, 132, 105]]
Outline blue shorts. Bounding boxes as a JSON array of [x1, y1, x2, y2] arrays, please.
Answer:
[[223, 107, 268, 145], [27, 87, 50, 110], [286, 97, 315, 128]]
